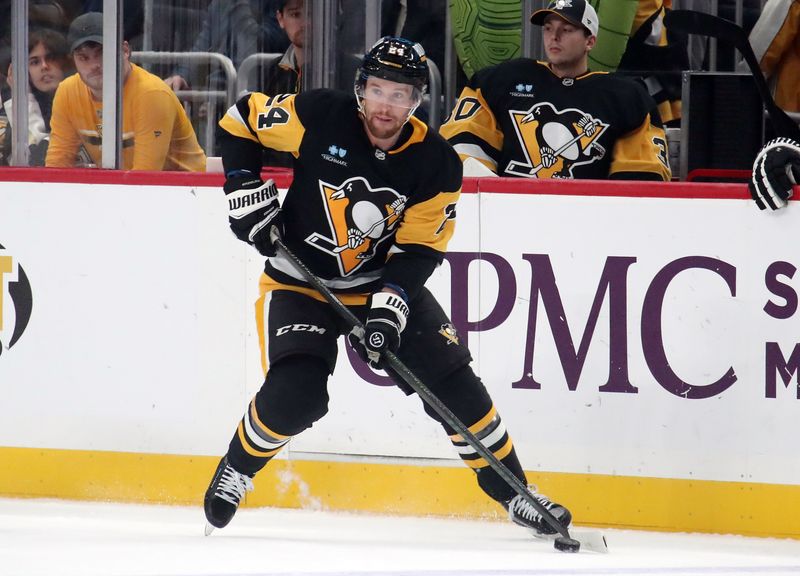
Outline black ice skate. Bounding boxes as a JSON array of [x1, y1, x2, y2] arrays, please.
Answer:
[[504, 489, 572, 536], [204, 455, 254, 535]]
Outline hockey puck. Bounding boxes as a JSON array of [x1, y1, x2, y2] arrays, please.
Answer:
[[554, 536, 581, 553]]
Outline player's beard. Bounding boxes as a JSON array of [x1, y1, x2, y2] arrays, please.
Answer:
[[363, 109, 406, 142]]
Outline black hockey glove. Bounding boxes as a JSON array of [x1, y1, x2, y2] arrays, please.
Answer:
[[224, 175, 283, 256], [749, 138, 800, 211], [349, 289, 410, 369]]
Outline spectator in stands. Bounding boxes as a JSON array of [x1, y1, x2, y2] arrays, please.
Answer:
[[745, 0, 800, 113], [46, 12, 206, 171], [259, 0, 305, 95], [0, 1, 81, 38], [163, 0, 289, 92], [2, 28, 73, 166], [440, 0, 671, 181], [0, 0, 81, 93]]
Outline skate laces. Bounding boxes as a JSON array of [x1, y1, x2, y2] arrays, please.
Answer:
[[507, 489, 557, 524], [214, 464, 254, 506]]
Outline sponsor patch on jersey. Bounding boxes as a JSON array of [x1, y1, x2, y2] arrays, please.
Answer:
[[323, 144, 349, 166], [510, 83, 536, 98]]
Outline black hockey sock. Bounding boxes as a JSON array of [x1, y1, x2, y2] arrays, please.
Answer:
[[227, 355, 330, 475], [423, 365, 527, 503], [226, 395, 292, 476], [449, 406, 527, 503]]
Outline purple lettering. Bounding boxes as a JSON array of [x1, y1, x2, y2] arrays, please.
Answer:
[[763, 261, 797, 320], [513, 255, 637, 392], [444, 252, 516, 349], [765, 342, 800, 399], [641, 256, 736, 399]]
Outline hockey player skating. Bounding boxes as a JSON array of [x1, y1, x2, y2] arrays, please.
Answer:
[[204, 36, 572, 538]]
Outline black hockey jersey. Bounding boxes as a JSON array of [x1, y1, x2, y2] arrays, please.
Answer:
[[439, 59, 671, 181], [218, 89, 462, 298]]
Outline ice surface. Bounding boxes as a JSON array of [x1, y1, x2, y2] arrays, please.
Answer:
[[1, 498, 799, 576]]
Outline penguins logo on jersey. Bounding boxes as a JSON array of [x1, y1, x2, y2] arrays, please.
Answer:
[[439, 323, 459, 345], [305, 177, 407, 276], [0, 244, 33, 359], [505, 102, 608, 179]]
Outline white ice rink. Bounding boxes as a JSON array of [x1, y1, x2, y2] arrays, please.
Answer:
[[2, 498, 800, 576]]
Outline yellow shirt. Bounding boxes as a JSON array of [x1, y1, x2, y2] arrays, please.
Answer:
[[46, 63, 206, 171]]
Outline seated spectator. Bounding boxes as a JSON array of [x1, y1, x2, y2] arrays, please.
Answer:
[[440, 0, 671, 181], [46, 12, 206, 171], [2, 28, 72, 165], [745, 0, 800, 113], [259, 0, 305, 95], [163, 0, 289, 92]]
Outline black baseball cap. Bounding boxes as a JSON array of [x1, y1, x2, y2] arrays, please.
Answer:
[[68, 12, 104, 52], [275, 0, 300, 10], [530, 0, 599, 37]]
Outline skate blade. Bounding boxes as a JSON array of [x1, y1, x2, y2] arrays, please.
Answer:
[[204, 523, 215, 536], [530, 528, 609, 554]]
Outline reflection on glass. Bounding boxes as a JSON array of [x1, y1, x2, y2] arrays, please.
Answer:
[[43, 12, 206, 171], [0, 0, 452, 170]]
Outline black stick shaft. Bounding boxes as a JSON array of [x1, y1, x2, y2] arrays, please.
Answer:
[[273, 237, 571, 539], [666, 10, 800, 140]]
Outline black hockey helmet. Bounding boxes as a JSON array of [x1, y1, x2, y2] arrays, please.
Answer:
[[356, 36, 429, 93]]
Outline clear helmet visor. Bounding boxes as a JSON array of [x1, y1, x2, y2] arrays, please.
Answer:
[[356, 82, 423, 112]]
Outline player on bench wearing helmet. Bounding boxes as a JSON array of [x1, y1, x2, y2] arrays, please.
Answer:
[[204, 36, 572, 539]]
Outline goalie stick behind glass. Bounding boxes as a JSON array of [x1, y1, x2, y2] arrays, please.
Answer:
[[665, 9, 800, 141]]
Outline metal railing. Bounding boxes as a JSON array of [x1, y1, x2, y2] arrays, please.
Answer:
[[236, 53, 283, 97], [130, 51, 237, 155], [4, 0, 776, 168], [427, 59, 443, 131]]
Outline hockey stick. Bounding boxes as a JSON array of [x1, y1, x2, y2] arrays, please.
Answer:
[[272, 235, 609, 554], [665, 9, 800, 141]]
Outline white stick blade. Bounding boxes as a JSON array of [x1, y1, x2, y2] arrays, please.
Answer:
[[573, 529, 610, 554]]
